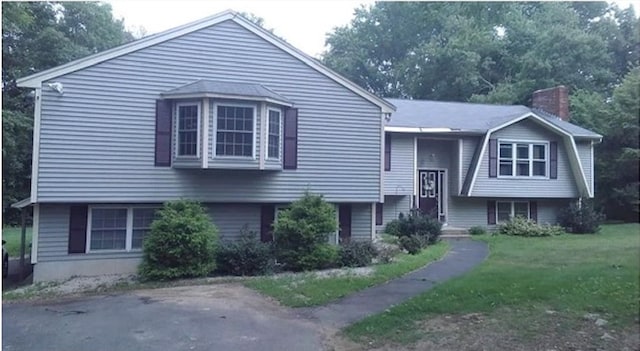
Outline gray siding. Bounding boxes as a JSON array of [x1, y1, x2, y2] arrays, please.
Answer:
[[417, 138, 456, 198], [37, 20, 381, 203], [447, 197, 571, 228], [384, 134, 413, 195], [351, 203, 373, 242], [377, 195, 412, 232], [462, 136, 481, 183], [207, 203, 261, 241], [575, 141, 593, 196], [471, 119, 579, 198]]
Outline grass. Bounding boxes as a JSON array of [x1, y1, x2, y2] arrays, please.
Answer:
[[345, 223, 640, 345], [2, 226, 32, 257], [245, 241, 449, 307]]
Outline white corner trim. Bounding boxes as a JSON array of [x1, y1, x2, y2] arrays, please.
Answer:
[[590, 140, 595, 197], [467, 133, 490, 196], [568, 135, 592, 198], [380, 114, 385, 203], [31, 204, 39, 264], [202, 98, 210, 168], [30, 88, 42, 203], [413, 136, 418, 206], [458, 139, 463, 195]]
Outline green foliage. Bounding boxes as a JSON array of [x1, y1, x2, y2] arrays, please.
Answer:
[[468, 226, 487, 235], [386, 209, 442, 245], [497, 216, 565, 237], [273, 192, 338, 271], [139, 201, 218, 281], [2, 2, 133, 224], [339, 241, 378, 267], [558, 201, 605, 234], [398, 235, 427, 255], [215, 226, 275, 276]]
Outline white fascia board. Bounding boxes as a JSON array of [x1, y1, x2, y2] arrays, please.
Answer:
[[385, 126, 453, 133], [16, 10, 395, 114]]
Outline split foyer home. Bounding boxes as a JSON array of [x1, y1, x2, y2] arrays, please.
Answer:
[[14, 10, 601, 282]]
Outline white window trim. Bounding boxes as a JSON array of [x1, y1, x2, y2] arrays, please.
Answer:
[[497, 139, 549, 179], [496, 201, 530, 223], [212, 102, 258, 160], [175, 101, 201, 158], [266, 107, 282, 160], [86, 205, 159, 253]]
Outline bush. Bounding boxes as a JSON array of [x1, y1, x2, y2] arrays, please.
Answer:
[[497, 216, 564, 237], [216, 226, 275, 276], [558, 201, 605, 234], [274, 192, 338, 271], [386, 209, 442, 244], [339, 241, 378, 267], [469, 226, 487, 235], [139, 200, 218, 281], [399, 235, 426, 254]]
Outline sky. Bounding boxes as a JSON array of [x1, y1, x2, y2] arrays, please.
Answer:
[[108, 0, 375, 58], [108, 0, 637, 59]]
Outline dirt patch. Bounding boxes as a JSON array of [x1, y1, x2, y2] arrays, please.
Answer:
[[342, 309, 640, 351]]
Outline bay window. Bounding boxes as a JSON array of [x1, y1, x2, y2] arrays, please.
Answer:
[[176, 103, 200, 157], [215, 104, 255, 157], [267, 108, 281, 159]]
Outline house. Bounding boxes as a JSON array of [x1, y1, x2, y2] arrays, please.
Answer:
[[15, 10, 394, 282], [378, 86, 601, 232], [15, 10, 600, 282]]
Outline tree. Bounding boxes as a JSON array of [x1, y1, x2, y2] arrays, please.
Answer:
[[2, 2, 133, 223]]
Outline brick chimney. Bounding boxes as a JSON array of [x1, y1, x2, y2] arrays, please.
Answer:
[[531, 86, 569, 121]]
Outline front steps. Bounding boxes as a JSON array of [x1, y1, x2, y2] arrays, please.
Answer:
[[441, 227, 471, 238]]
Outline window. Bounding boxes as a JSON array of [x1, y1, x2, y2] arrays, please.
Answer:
[[88, 207, 159, 252], [496, 201, 530, 223], [267, 109, 281, 159], [89, 208, 127, 250], [132, 208, 158, 249], [498, 141, 547, 177], [215, 104, 255, 157], [176, 103, 200, 157]]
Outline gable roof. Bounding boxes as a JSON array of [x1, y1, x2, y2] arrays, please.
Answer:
[[16, 10, 395, 113], [161, 80, 293, 106], [385, 98, 601, 139]]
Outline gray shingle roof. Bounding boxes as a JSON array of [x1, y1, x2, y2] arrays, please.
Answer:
[[385, 98, 601, 139], [162, 80, 292, 104]]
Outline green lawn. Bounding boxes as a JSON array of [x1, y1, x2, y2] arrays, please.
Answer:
[[246, 241, 449, 307], [344, 224, 640, 345], [2, 226, 32, 257]]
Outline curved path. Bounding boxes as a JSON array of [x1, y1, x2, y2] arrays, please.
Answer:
[[300, 238, 489, 328]]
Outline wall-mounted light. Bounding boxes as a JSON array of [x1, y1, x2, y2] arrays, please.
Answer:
[[47, 82, 64, 95]]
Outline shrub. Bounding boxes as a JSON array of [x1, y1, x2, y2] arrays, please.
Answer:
[[139, 200, 218, 281], [387, 209, 442, 244], [273, 192, 338, 271], [399, 235, 425, 255], [469, 226, 487, 235], [339, 241, 378, 267], [558, 201, 605, 234], [216, 226, 275, 276], [497, 216, 564, 237]]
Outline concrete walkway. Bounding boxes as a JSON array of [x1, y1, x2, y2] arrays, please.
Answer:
[[300, 238, 489, 328]]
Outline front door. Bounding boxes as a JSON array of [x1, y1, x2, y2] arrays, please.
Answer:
[[418, 170, 446, 221]]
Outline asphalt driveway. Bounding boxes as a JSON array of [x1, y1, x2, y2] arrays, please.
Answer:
[[2, 284, 327, 351]]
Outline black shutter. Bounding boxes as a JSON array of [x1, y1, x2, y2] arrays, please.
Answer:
[[260, 205, 275, 242], [155, 100, 172, 167], [384, 133, 391, 171], [283, 108, 298, 170], [549, 141, 558, 179], [487, 200, 496, 225], [68, 205, 88, 254], [530, 201, 538, 222], [488, 139, 497, 178], [375, 202, 383, 225]]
